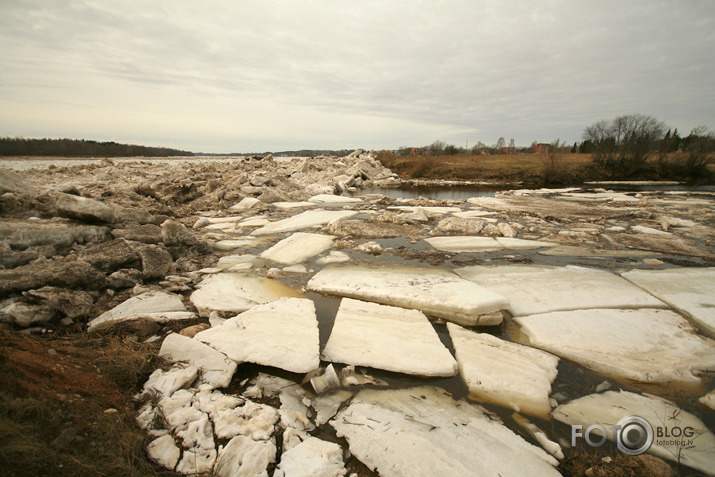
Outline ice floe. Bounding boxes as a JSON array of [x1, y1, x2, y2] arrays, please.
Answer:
[[426, 236, 557, 252], [331, 386, 561, 476], [147, 434, 181, 470], [190, 273, 302, 317], [447, 323, 558, 419], [622, 267, 715, 337], [159, 333, 237, 389], [195, 298, 319, 373], [274, 437, 347, 477], [260, 232, 335, 265], [307, 265, 509, 326], [322, 298, 458, 377], [251, 209, 358, 236], [214, 435, 276, 477], [514, 308, 715, 389], [308, 194, 362, 204], [455, 265, 665, 316], [552, 390, 715, 475], [88, 291, 195, 332]]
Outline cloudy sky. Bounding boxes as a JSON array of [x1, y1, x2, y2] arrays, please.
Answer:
[[1, 1, 713, 153]]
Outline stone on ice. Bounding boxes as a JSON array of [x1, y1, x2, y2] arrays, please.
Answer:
[[88, 291, 195, 332], [251, 210, 358, 236], [260, 233, 335, 265], [331, 386, 560, 477], [159, 333, 237, 389], [147, 435, 180, 470], [514, 308, 715, 389], [322, 298, 458, 377], [214, 435, 276, 477], [455, 265, 665, 316], [447, 323, 558, 419], [308, 194, 362, 204], [190, 273, 302, 317], [307, 265, 509, 326], [552, 390, 715, 475], [195, 298, 319, 373], [621, 267, 715, 337], [275, 437, 347, 477]]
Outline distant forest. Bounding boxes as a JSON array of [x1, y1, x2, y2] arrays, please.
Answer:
[[0, 137, 193, 157]]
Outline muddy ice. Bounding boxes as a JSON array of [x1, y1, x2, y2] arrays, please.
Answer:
[[1, 153, 715, 476]]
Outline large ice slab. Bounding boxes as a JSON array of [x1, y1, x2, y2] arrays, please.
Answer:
[[514, 308, 715, 390], [622, 267, 715, 337], [455, 265, 665, 316], [306, 265, 509, 326], [260, 232, 335, 265], [159, 333, 237, 389], [274, 436, 347, 477], [447, 323, 558, 419], [322, 298, 458, 377], [331, 386, 560, 477], [552, 390, 715, 475], [88, 291, 195, 332], [251, 210, 358, 236], [425, 236, 557, 252], [195, 298, 319, 373], [190, 273, 302, 317]]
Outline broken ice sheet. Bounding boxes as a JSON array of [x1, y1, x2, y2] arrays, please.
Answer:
[[322, 298, 458, 377], [552, 390, 715, 475], [159, 333, 237, 389], [455, 265, 665, 316], [213, 435, 276, 477], [189, 272, 302, 317], [447, 323, 558, 419], [621, 267, 715, 337], [514, 308, 715, 391], [307, 264, 509, 326], [87, 291, 195, 332], [331, 386, 560, 477], [195, 298, 319, 374], [251, 209, 358, 236], [274, 436, 347, 477], [259, 232, 335, 265]]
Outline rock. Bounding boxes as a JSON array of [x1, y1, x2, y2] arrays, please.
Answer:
[[0, 220, 108, 250], [147, 435, 180, 470], [23, 286, 93, 320], [621, 267, 715, 337], [307, 265, 509, 326], [0, 168, 37, 195], [190, 273, 302, 318], [214, 435, 276, 477], [56, 193, 115, 223], [514, 308, 715, 390], [228, 197, 261, 212], [275, 437, 347, 477], [87, 291, 195, 332], [195, 297, 319, 374], [0, 299, 54, 327], [260, 233, 335, 266], [448, 323, 558, 419], [79, 238, 140, 273], [322, 298, 458, 377], [112, 224, 163, 243], [251, 210, 359, 236], [455, 265, 665, 316], [435, 217, 486, 235], [179, 323, 210, 338], [138, 245, 173, 279], [159, 333, 237, 389], [161, 219, 197, 246], [331, 386, 560, 477], [552, 390, 715, 475], [0, 258, 105, 295]]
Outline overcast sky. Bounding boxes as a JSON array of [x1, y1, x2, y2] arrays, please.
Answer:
[[1, 1, 713, 153]]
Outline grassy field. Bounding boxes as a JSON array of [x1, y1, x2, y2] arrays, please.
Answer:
[[377, 152, 714, 184]]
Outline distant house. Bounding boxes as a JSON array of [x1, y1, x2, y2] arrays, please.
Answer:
[[534, 143, 550, 154], [501, 147, 516, 154]]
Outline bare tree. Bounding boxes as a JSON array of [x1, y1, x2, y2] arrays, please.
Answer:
[[495, 137, 506, 151], [583, 114, 666, 178]]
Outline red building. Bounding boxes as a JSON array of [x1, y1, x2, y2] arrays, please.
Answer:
[[534, 143, 551, 154]]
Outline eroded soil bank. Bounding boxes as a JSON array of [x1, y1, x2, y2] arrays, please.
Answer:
[[1, 153, 714, 476]]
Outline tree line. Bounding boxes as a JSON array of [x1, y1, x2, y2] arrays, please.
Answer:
[[0, 137, 193, 157]]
